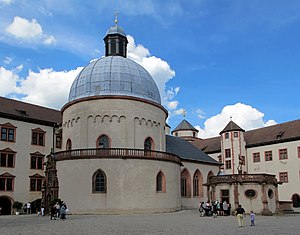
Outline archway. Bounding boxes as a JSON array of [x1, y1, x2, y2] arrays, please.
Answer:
[[0, 197, 12, 215], [292, 194, 300, 207]]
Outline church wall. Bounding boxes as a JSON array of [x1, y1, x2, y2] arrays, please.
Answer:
[[180, 161, 219, 209], [56, 158, 181, 214], [62, 98, 166, 151], [246, 140, 300, 202], [0, 117, 54, 208]]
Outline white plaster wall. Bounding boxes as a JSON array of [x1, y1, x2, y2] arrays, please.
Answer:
[[180, 161, 219, 209], [0, 117, 54, 206], [56, 158, 181, 214], [246, 141, 300, 202], [214, 183, 277, 214], [221, 131, 247, 174], [62, 98, 167, 151], [173, 130, 195, 138]]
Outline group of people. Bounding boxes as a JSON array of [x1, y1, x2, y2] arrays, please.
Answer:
[[199, 201, 256, 227], [199, 200, 231, 217], [50, 201, 68, 220]]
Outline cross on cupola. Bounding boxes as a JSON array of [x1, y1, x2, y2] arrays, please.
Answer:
[[104, 12, 128, 58]]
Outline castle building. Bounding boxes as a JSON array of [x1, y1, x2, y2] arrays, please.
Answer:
[[174, 119, 300, 210], [0, 23, 221, 215], [0, 22, 297, 215]]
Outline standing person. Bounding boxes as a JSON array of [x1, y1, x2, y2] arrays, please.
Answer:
[[60, 204, 67, 220], [227, 202, 231, 216], [250, 211, 255, 226], [50, 205, 56, 220], [223, 201, 228, 216], [41, 204, 45, 216], [26, 202, 31, 214], [235, 204, 245, 227], [198, 202, 204, 217], [55, 202, 60, 218]]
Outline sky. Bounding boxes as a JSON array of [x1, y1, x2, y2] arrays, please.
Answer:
[[1, 0, 300, 138]]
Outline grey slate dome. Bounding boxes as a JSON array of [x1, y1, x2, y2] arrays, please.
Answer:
[[68, 56, 161, 104], [68, 23, 161, 104]]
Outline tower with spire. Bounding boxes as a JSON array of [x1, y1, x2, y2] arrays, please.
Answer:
[[171, 119, 199, 140], [103, 12, 128, 57], [219, 119, 247, 174]]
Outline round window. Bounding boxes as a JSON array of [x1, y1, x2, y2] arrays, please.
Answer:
[[268, 189, 274, 199], [245, 189, 256, 198]]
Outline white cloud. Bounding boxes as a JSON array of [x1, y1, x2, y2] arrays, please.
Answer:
[[196, 103, 277, 138], [43, 35, 56, 45], [127, 35, 179, 111], [167, 101, 179, 110], [0, 0, 14, 5], [6, 16, 43, 39], [19, 67, 83, 109], [6, 16, 56, 45], [174, 108, 186, 116], [0, 66, 20, 95], [196, 109, 206, 119], [3, 56, 13, 64]]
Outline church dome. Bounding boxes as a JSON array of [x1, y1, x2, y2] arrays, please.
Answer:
[[68, 56, 161, 104]]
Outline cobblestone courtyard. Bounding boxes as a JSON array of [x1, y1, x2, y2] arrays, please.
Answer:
[[0, 210, 299, 235]]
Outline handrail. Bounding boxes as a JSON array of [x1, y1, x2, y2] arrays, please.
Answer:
[[53, 148, 182, 165], [207, 174, 278, 185]]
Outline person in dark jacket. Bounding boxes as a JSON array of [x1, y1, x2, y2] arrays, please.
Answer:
[[50, 205, 56, 220]]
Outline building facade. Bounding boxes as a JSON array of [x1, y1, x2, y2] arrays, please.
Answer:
[[0, 23, 220, 215], [175, 119, 300, 209]]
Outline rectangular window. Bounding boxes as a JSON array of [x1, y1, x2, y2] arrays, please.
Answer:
[[225, 149, 231, 158], [30, 179, 42, 191], [225, 160, 231, 169], [221, 189, 229, 197], [298, 147, 300, 158], [0, 152, 15, 167], [234, 132, 238, 138], [265, 151, 273, 161], [1, 126, 15, 142], [30, 156, 44, 170], [279, 172, 288, 183], [31, 131, 45, 146], [0, 177, 13, 191], [225, 133, 229, 139], [279, 148, 288, 160], [55, 135, 62, 148], [253, 152, 260, 163]]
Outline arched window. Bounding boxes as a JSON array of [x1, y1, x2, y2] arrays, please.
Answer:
[[92, 169, 106, 193], [97, 135, 109, 148], [156, 171, 166, 193], [66, 139, 72, 150], [144, 137, 153, 151], [181, 169, 191, 197], [193, 170, 203, 197]]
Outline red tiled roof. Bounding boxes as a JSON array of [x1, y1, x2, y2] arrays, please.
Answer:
[[192, 119, 300, 153]]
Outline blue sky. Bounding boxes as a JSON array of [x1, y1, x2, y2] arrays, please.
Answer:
[[1, 0, 300, 137]]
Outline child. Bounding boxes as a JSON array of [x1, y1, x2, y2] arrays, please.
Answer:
[[250, 211, 255, 226]]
